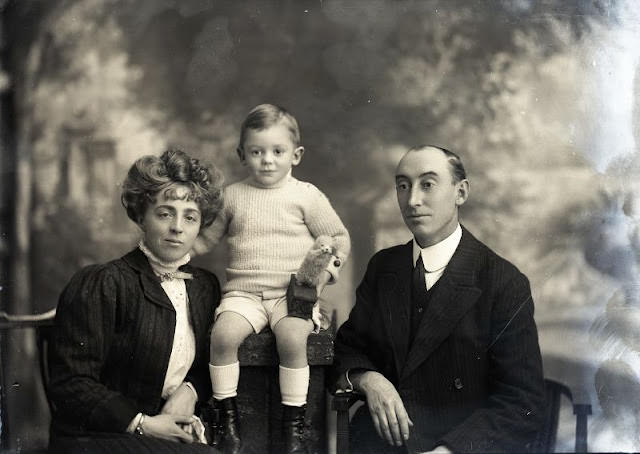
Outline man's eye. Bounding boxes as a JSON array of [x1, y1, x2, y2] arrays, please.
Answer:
[[158, 211, 171, 218], [422, 181, 433, 189], [396, 183, 409, 191]]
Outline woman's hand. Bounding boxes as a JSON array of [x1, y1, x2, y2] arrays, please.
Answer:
[[161, 383, 197, 417], [142, 414, 196, 443]]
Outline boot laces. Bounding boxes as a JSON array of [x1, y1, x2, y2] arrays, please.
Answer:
[[295, 420, 308, 438]]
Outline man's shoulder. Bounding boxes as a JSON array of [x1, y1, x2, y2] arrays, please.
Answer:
[[374, 242, 410, 257], [460, 227, 527, 283], [366, 241, 411, 268]]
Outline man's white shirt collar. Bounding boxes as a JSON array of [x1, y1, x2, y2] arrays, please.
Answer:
[[412, 224, 462, 272]]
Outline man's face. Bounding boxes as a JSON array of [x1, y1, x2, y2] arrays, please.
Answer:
[[395, 148, 468, 247]]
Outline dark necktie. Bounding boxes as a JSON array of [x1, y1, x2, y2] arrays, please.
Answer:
[[412, 254, 426, 301], [410, 255, 427, 342]]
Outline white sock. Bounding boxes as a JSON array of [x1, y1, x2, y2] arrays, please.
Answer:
[[279, 365, 310, 406], [209, 362, 240, 400]]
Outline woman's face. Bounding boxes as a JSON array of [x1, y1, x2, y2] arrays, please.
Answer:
[[140, 185, 201, 263]]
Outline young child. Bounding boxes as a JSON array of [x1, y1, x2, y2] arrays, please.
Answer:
[[204, 104, 350, 454]]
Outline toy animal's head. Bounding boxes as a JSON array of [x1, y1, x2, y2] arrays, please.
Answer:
[[314, 235, 335, 254]]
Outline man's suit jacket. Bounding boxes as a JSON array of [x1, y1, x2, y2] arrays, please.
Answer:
[[49, 248, 220, 437], [333, 227, 545, 453]]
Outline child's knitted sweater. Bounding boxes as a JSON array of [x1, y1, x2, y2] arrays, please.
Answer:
[[205, 176, 351, 296]]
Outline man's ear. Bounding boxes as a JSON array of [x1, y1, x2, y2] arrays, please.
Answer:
[[455, 179, 470, 206], [236, 147, 246, 165], [292, 146, 305, 166]]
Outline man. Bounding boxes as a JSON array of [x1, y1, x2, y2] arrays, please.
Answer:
[[333, 146, 545, 453]]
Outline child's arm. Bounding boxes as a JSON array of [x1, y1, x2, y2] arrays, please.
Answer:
[[191, 196, 230, 255], [304, 187, 351, 284]]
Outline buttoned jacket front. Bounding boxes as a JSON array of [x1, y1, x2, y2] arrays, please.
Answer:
[[49, 248, 220, 436], [333, 227, 545, 453]]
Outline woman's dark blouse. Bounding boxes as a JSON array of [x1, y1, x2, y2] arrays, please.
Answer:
[[48, 248, 220, 437]]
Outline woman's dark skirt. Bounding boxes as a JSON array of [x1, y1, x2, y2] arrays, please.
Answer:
[[49, 432, 219, 454]]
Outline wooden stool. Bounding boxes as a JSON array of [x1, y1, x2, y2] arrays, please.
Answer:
[[234, 328, 334, 454]]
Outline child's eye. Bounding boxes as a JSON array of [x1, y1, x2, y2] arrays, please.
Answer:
[[157, 211, 171, 218], [250, 149, 261, 156], [273, 148, 283, 155]]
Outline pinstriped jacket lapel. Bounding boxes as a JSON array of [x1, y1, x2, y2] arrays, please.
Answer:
[[122, 249, 211, 339], [123, 249, 175, 310], [378, 241, 413, 381], [182, 264, 210, 338], [401, 228, 483, 380]]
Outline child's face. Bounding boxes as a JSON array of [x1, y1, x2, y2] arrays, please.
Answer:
[[239, 122, 304, 188]]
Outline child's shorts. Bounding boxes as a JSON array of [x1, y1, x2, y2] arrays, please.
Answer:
[[215, 290, 321, 333]]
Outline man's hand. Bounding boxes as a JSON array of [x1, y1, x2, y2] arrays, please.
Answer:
[[161, 383, 197, 417], [355, 371, 414, 447], [142, 414, 196, 443]]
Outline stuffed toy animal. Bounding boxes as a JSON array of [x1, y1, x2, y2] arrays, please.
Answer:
[[287, 235, 335, 320], [295, 235, 335, 287]]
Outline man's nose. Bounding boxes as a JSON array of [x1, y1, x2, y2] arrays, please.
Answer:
[[408, 186, 422, 207]]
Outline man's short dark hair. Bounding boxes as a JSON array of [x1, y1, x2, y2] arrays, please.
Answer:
[[408, 144, 467, 183]]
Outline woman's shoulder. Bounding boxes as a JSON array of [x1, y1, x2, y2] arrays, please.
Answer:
[[63, 252, 137, 292], [185, 265, 220, 288]]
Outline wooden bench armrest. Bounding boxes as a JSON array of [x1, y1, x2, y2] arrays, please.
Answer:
[[332, 391, 364, 411], [333, 391, 365, 454], [0, 309, 56, 329]]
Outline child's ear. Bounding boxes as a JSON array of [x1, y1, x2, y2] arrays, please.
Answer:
[[292, 146, 304, 166], [236, 147, 247, 165]]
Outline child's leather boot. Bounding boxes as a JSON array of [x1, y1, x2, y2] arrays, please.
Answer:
[[282, 404, 308, 454], [215, 397, 243, 454]]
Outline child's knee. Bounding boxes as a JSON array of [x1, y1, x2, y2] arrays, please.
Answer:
[[211, 320, 248, 353], [275, 325, 310, 355]]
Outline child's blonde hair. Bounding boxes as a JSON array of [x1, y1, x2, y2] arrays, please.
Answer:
[[238, 104, 301, 150]]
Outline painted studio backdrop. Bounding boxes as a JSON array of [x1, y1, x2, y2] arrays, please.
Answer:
[[1, 0, 640, 452]]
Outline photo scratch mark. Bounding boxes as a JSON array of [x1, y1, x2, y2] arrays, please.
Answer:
[[486, 294, 532, 350]]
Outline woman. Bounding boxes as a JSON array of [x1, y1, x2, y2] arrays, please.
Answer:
[[48, 149, 223, 453]]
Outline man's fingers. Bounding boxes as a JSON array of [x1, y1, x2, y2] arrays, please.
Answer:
[[370, 404, 394, 446], [395, 402, 411, 442], [370, 411, 384, 440], [378, 415, 394, 446], [385, 406, 403, 446], [374, 404, 394, 446]]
